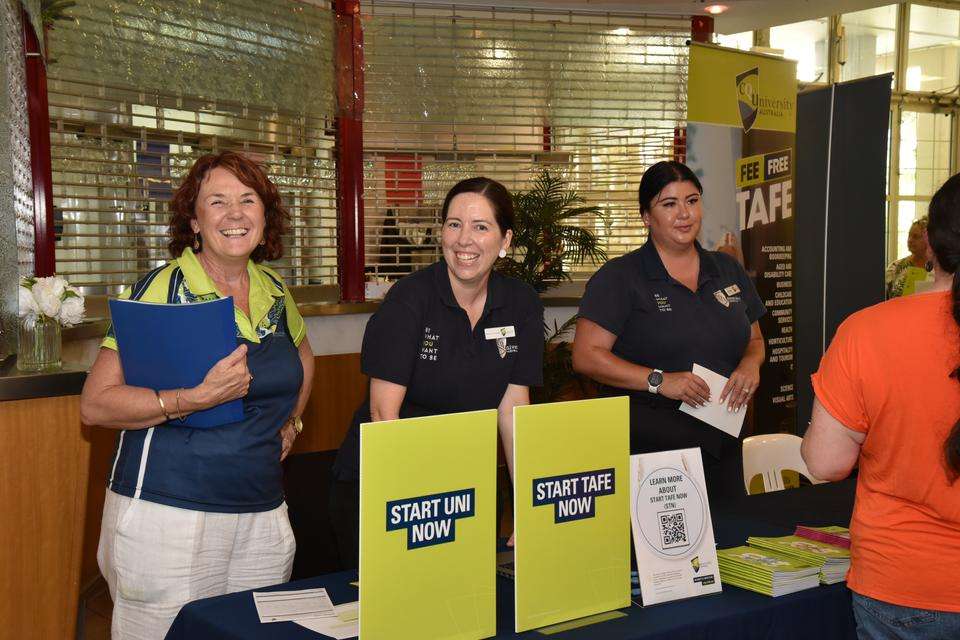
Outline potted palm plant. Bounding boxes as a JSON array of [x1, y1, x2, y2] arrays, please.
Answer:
[[496, 169, 607, 402]]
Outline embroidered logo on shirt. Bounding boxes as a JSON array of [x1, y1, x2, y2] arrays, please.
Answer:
[[654, 293, 672, 312], [420, 327, 439, 361]]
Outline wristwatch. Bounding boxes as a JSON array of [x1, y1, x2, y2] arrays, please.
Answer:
[[288, 415, 303, 434], [647, 369, 664, 395]]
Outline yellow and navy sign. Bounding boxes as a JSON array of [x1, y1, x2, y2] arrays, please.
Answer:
[[688, 42, 797, 133], [386, 488, 475, 549], [360, 410, 497, 640], [513, 397, 630, 632], [532, 468, 616, 523], [736, 149, 793, 189]]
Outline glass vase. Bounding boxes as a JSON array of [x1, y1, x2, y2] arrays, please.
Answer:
[[17, 315, 62, 372]]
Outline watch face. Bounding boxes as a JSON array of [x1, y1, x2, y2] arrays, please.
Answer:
[[648, 371, 664, 387]]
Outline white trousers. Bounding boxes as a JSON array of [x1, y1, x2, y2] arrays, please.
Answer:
[[97, 490, 296, 640]]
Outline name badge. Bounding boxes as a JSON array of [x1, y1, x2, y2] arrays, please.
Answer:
[[714, 290, 730, 307], [724, 284, 741, 296], [485, 326, 516, 340]]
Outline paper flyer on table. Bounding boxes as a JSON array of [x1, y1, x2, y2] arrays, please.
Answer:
[[252, 588, 335, 623], [630, 448, 722, 606], [679, 363, 747, 438], [295, 601, 359, 639]]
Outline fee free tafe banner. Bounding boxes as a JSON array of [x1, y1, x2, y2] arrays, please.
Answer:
[[687, 42, 798, 434]]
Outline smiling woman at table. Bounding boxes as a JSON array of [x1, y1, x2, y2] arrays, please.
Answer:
[[572, 161, 765, 499], [802, 173, 960, 639], [80, 151, 314, 639], [329, 177, 544, 569]]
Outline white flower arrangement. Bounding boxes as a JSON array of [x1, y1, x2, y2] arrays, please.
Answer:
[[19, 275, 86, 329]]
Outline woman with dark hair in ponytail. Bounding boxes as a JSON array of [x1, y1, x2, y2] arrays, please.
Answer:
[[801, 174, 960, 639]]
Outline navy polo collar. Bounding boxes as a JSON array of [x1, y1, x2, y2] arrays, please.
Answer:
[[638, 239, 720, 288], [433, 259, 505, 311]]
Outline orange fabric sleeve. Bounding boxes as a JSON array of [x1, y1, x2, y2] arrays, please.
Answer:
[[811, 318, 870, 433]]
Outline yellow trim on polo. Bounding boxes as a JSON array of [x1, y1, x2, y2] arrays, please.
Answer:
[[102, 248, 305, 349]]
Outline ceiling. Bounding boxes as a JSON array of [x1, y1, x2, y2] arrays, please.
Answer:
[[372, 0, 906, 34]]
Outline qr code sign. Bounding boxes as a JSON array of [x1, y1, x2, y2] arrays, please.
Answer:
[[658, 509, 689, 549]]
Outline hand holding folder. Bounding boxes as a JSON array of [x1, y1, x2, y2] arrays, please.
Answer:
[[108, 296, 245, 428]]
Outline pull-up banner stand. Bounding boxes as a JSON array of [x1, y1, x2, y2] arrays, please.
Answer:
[[794, 74, 892, 430], [359, 410, 497, 639], [687, 42, 798, 434], [512, 397, 630, 632]]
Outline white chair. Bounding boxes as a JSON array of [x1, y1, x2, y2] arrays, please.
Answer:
[[742, 433, 825, 494]]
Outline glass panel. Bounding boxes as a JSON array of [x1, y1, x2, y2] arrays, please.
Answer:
[[907, 4, 960, 92], [770, 19, 829, 82], [894, 110, 952, 259], [715, 31, 752, 51], [840, 5, 897, 82], [895, 200, 928, 260]]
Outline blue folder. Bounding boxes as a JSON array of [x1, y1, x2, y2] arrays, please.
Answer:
[[108, 296, 244, 428]]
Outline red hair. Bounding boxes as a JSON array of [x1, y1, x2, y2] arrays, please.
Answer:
[[168, 151, 289, 262]]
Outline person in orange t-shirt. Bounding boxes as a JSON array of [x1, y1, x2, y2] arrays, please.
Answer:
[[802, 173, 960, 640]]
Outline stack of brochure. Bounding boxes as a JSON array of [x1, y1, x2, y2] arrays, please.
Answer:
[[795, 525, 850, 549], [747, 535, 851, 584], [717, 546, 821, 597]]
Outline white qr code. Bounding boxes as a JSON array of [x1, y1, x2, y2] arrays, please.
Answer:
[[658, 509, 689, 549]]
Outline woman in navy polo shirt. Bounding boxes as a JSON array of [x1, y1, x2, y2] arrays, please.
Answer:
[[80, 151, 315, 639], [572, 161, 765, 498], [330, 177, 544, 569]]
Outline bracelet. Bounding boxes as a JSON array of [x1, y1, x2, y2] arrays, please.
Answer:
[[174, 388, 186, 423], [154, 390, 171, 421]]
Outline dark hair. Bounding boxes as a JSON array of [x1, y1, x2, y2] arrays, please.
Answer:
[[638, 161, 703, 214], [440, 177, 514, 234], [927, 173, 960, 480], [168, 151, 290, 262]]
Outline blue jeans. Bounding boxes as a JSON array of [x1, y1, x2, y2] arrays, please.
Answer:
[[852, 592, 960, 640]]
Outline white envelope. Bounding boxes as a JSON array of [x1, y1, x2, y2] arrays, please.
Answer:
[[678, 363, 746, 438]]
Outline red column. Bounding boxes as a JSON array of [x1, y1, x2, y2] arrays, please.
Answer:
[[335, 0, 366, 302], [691, 15, 714, 44], [21, 10, 55, 277]]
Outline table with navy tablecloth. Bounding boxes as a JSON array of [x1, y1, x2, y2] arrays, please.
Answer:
[[167, 479, 858, 640]]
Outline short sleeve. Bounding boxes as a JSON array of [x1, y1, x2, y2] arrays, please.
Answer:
[[578, 261, 633, 336], [510, 298, 545, 387], [100, 287, 132, 351], [738, 265, 767, 323], [283, 285, 306, 346], [811, 319, 870, 433], [360, 287, 422, 387]]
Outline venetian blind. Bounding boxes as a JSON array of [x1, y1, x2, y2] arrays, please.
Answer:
[[45, 0, 337, 293], [361, 2, 689, 281]]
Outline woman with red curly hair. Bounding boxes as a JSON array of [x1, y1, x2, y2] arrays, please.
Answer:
[[81, 151, 315, 639]]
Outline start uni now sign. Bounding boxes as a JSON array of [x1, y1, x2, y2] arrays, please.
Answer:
[[386, 488, 476, 549], [532, 468, 616, 523]]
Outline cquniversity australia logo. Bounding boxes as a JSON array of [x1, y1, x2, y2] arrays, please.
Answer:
[[386, 488, 475, 549], [532, 468, 615, 523], [736, 66, 759, 132]]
